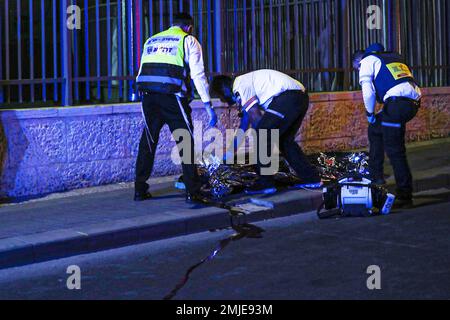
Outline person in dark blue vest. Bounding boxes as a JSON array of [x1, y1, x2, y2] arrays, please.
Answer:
[[353, 43, 422, 209]]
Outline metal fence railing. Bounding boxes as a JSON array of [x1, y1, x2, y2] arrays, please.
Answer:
[[0, 0, 449, 108]]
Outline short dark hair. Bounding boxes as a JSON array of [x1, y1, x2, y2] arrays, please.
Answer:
[[211, 75, 235, 105], [173, 13, 193, 27], [211, 75, 233, 96], [352, 50, 365, 63]]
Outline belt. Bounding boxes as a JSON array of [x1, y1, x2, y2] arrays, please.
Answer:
[[142, 90, 176, 96], [385, 96, 420, 106]]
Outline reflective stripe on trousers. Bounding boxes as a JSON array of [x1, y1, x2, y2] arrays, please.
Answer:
[[176, 96, 194, 138], [136, 75, 183, 86], [381, 121, 402, 128]]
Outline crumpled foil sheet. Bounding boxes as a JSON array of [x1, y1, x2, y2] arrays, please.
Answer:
[[197, 154, 298, 199], [196, 152, 370, 199], [315, 151, 370, 180]]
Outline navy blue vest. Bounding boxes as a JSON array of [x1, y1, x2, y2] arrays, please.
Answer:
[[364, 52, 416, 103]]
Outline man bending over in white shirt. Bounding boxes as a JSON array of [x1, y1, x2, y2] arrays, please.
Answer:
[[211, 69, 321, 195]]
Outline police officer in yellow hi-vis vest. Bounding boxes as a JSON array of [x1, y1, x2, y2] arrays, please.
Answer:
[[353, 43, 422, 209], [134, 13, 217, 204]]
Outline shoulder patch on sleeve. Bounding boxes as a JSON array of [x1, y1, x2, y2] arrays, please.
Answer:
[[244, 96, 259, 112]]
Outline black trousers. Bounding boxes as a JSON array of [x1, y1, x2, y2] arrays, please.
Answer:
[[135, 92, 201, 194], [256, 90, 320, 183], [368, 98, 419, 199]]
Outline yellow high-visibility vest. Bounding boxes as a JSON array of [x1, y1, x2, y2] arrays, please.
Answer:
[[136, 27, 188, 93]]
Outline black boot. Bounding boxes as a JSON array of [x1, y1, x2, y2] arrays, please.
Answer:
[[372, 178, 387, 186], [392, 198, 413, 209], [134, 191, 153, 202], [186, 192, 211, 205], [393, 190, 413, 209], [245, 177, 277, 195], [134, 182, 153, 202]]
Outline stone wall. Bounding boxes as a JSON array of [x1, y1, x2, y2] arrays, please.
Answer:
[[1, 87, 449, 200], [300, 87, 450, 152]]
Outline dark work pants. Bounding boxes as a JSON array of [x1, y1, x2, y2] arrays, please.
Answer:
[[256, 90, 320, 183], [135, 92, 201, 194], [368, 99, 419, 199]]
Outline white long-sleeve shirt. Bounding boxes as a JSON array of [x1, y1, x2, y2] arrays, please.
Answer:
[[233, 69, 306, 112], [178, 34, 211, 103], [359, 55, 421, 114]]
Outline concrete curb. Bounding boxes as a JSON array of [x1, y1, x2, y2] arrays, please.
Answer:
[[384, 173, 450, 194], [0, 173, 448, 270], [0, 189, 323, 270], [414, 174, 450, 193]]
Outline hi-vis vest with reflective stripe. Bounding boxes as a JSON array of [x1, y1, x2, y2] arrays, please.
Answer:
[[364, 52, 416, 103], [136, 27, 188, 94]]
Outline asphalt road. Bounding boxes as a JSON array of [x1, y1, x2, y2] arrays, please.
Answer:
[[0, 193, 449, 300]]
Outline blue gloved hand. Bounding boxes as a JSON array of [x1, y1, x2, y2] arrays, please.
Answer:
[[366, 112, 376, 124], [205, 102, 218, 127]]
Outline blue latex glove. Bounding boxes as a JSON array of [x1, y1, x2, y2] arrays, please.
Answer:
[[205, 102, 218, 127], [366, 112, 376, 124]]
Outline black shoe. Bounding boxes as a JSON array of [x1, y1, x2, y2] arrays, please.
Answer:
[[245, 180, 277, 195], [372, 178, 387, 186], [134, 191, 153, 202], [392, 198, 413, 210], [293, 179, 323, 189], [186, 192, 211, 205]]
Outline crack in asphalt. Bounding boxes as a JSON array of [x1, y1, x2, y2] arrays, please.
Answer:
[[163, 200, 266, 300]]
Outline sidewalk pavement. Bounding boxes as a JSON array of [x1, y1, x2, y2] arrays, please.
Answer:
[[0, 138, 449, 269]]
